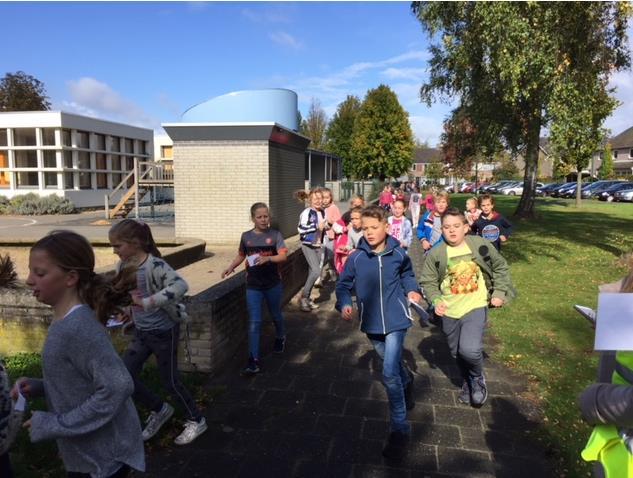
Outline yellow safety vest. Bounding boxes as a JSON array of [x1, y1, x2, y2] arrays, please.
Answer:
[[582, 352, 633, 477]]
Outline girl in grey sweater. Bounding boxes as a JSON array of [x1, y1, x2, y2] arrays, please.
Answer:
[[11, 231, 144, 478]]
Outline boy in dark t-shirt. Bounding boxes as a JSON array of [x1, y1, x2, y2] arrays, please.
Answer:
[[471, 194, 512, 251]]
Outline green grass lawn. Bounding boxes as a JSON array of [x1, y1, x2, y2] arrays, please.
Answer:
[[452, 194, 633, 477]]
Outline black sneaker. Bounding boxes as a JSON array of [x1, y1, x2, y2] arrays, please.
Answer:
[[457, 379, 471, 405], [382, 431, 409, 461], [404, 370, 415, 411], [273, 337, 285, 354], [242, 358, 261, 376], [470, 374, 488, 407]]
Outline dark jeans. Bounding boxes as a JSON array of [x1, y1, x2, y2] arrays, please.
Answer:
[[122, 324, 202, 421], [0, 452, 12, 478], [67, 464, 130, 478], [441, 307, 487, 379]]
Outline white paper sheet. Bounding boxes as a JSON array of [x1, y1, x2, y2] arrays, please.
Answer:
[[246, 254, 260, 267], [594, 293, 633, 351], [15, 391, 26, 412]]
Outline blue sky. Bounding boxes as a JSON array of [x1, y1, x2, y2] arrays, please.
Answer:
[[2, 1, 632, 146]]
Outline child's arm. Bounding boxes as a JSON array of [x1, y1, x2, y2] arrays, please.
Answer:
[[580, 383, 633, 428], [136, 259, 188, 310], [499, 216, 513, 242], [335, 252, 357, 320], [222, 253, 246, 278], [419, 249, 444, 307], [399, 252, 422, 302], [255, 232, 288, 266]]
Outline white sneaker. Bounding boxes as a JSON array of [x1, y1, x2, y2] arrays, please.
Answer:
[[314, 277, 322, 288], [308, 299, 320, 310], [142, 402, 174, 441], [174, 418, 208, 445]]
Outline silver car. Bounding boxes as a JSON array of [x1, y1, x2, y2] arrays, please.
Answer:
[[613, 188, 633, 202]]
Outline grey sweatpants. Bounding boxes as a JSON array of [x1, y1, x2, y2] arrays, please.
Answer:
[[441, 307, 488, 379], [301, 244, 322, 298]]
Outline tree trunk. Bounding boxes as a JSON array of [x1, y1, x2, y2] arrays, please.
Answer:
[[514, 120, 540, 218], [575, 167, 583, 208]]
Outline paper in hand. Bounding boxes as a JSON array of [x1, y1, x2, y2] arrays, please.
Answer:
[[15, 391, 26, 412], [574, 305, 596, 324], [594, 293, 633, 351], [246, 254, 260, 267], [409, 299, 430, 322], [106, 318, 125, 328]]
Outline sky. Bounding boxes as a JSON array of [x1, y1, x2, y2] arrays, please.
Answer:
[[1, 1, 632, 146]]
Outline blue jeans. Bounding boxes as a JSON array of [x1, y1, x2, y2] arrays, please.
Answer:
[[367, 329, 411, 434], [246, 283, 285, 360]]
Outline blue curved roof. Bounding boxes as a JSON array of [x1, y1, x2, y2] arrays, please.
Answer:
[[181, 88, 299, 131]]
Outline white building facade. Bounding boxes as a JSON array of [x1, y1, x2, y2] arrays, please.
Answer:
[[0, 111, 153, 208]]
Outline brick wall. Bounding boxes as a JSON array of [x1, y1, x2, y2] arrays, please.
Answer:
[[269, 143, 305, 239]]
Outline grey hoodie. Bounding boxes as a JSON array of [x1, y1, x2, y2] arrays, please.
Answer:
[[27, 305, 144, 477]]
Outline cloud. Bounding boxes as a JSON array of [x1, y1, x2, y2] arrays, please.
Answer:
[[269, 31, 303, 50], [381, 67, 428, 81], [409, 115, 444, 147], [241, 7, 291, 24], [63, 77, 160, 129], [606, 69, 633, 136]]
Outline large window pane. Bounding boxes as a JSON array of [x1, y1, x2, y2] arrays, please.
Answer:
[[15, 150, 37, 168], [77, 130, 90, 149], [110, 137, 120, 152], [16, 171, 38, 188], [96, 153, 106, 170], [96, 173, 107, 189], [126, 157, 134, 171], [0, 171, 9, 188], [43, 150, 57, 168], [63, 150, 73, 168], [0, 129, 7, 146], [161, 145, 173, 159], [95, 134, 105, 151], [13, 128, 36, 146], [111, 155, 121, 170], [112, 173, 122, 187], [42, 128, 56, 146], [62, 129, 72, 146], [44, 172, 58, 188], [64, 172, 74, 189], [78, 151, 90, 169], [79, 172, 91, 189], [0, 150, 9, 188], [124, 138, 133, 153]]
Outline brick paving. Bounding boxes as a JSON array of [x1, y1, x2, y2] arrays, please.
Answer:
[[143, 239, 553, 478]]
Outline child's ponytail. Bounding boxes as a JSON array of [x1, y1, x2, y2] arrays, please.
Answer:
[[109, 219, 162, 258]]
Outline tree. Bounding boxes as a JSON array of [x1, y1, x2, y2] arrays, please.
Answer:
[[493, 154, 519, 180], [600, 143, 614, 179], [326, 95, 362, 177], [349, 84, 415, 180], [425, 162, 445, 184], [0, 71, 51, 111], [300, 98, 328, 150], [411, 2, 630, 218]]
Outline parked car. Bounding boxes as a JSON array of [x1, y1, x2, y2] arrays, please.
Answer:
[[495, 181, 523, 194], [485, 180, 517, 194], [589, 180, 628, 199], [613, 187, 633, 202], [596, 182, 633, 202], [502, 182, 544, 196], [537, 183, 563, 196], [459, 182, 475, 193], [550, 182, 577, 198]]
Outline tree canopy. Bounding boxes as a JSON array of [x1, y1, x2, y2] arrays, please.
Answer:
[[300, 98, 328, 151], [599, 143, 614, 179], [349, 84, 415, 180], [411, 1, 630, 217], [0, 71, 51, 111], [326, 95, 361, 177]]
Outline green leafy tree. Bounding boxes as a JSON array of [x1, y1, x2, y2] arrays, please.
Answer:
[[493, 154, 519, 180], [425, 162, 445, 184], [326, 95, 361, 177], [0, 71, 51, 111], [600, 142, 614, 179], [300, 98, 328, 150], [412, 2, 630, 218], [350, 84, 415, 180]]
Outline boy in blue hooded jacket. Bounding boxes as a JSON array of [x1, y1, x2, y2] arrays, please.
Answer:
[[336, 205, 422, 461]]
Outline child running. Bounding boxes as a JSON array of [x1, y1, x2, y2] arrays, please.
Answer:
[[417, 191, 450, 253], [408, 186, 422, 229], [296, 188, 327, 312], [334, 206, 364, 275], [471, 194, 512, 251], [13, 230, 144, 478], [321, 187, 342, 282], [464, 197, 482, 228], [336, 205, 422, 461], [419, 208, 515, 407], [222, 202, 288, 375], [109, 219, 207, 446], [388, 199, 413, 251]]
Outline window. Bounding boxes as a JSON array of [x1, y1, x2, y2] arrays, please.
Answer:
[[16, 171, 38, 188], [0, 129, 7, 146], [44, 173, 58, 188], [112, 173, 122, 187], [64, 172, 74, 189], [111, 155, 121, 170], [96, 153, 106, 170], [15, 150, 37, 168], [62, 129, 72, 146], [96, 173, 108, 189], [110, 136, 120, 152], [77, 130, 90, 149], [0, 150, 9, 188], [95, 134, 106, 151], [13, 128, 36, 146], [126, 157, 134, 171], [79, 172, 91, 189], [43, 150, 57, 168], [124, 138, 133, 154], [161, 145, 173, 159], [630, 149, 633, 158], [42, 128, 56, 146], [63, 150, 73, 168], [78, 151, 91, 169], [614, 150, 619, 159]]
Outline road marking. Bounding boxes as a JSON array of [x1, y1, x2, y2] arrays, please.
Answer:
[[0, 218, 37, 229]]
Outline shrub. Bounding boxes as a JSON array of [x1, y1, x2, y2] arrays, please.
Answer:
[[3, 194, 75, 215]]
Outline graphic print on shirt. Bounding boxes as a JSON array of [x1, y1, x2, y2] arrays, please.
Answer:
[[481, 224, 501, 243], [389, 219, 403, 241], [446, 257, 480, 295]]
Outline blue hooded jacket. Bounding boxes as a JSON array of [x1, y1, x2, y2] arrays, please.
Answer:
[[336, 235, 420, 335]]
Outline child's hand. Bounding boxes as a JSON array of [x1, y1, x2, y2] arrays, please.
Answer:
[[421, 239, 431, 251], [255, 255, 271, 266], [408, 291, 423, 303], [221, 267, 234, 278], [490, 297, 504, 308], [130, 291, 144, 307], [435, 301, 448, 316], [117, 310, 131, 324], [10, 378, 31, 400], [500, 235, 507, 243], [341, 306, 354, 321]]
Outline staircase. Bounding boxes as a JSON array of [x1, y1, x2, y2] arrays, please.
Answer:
[[105, 159, 173, 219]]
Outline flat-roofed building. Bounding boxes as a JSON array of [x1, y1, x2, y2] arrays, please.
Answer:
[[0, 111, 153, 208]]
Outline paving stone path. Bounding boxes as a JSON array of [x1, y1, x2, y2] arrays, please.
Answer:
[[145, 239, 553, 477]]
